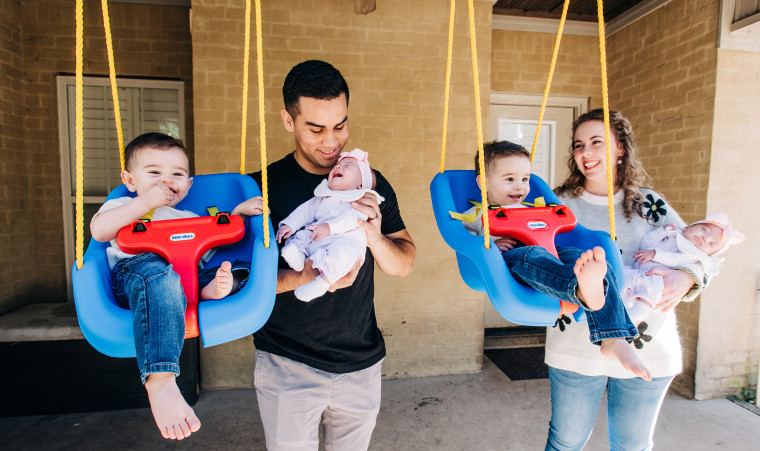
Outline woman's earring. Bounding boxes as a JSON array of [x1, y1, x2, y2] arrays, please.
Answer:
[[617, 158, 623, 165]]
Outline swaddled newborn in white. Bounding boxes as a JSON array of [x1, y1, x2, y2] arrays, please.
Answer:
[[623, 211, 744, 322], [276, 149, 384, 301]]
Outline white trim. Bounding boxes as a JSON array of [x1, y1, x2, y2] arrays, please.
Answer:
[[490, 92, 588, 115], [719, 0, 760, 52], [606, 0, 673, 36], [492, 15, 597, 36]]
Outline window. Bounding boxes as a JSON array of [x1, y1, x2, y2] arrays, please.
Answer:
[[57, 76, 185, 298]]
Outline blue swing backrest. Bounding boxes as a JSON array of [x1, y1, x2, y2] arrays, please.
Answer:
[[430, 170, 625, 326], [72, 173, 278, 357]]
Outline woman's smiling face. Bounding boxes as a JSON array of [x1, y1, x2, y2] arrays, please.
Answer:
[[572, 119, 624, 186]]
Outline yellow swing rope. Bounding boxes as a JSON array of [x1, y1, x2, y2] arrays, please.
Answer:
[[240, 0, 271, 248], [438, 0, 489, 249], [74, 0, 84, 270], [101, 0, 125, 171], [74, 0, 127, 270], [465, 0, 490, 250], [596, 0, 617, 241], [529, 0, 569, 164], [439, 0, 456, 174]]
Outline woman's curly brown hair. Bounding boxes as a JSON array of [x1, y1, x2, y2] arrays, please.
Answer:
[[553, 109, 651, 221]]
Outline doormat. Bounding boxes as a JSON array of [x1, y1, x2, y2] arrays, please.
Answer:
[[484, 347, 548, 381]]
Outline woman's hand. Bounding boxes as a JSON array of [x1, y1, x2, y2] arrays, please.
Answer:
[[647, 268, 694, 312]]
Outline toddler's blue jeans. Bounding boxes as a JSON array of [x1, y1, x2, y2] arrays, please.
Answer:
[[112, 252, 249, 383], [502, 245, 637, 344]]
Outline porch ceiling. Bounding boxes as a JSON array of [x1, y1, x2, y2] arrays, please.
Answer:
[[493, 0, 650, 22]]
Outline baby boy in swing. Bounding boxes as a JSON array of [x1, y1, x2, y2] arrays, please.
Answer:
[[461, 140, 648, 379], [90, 132, 265, 440]]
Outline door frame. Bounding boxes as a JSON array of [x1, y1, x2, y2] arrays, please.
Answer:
[[490, 92, 589, 116]]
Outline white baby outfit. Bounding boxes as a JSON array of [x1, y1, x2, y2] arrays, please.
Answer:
[[622, 226, 721, 323], [279, 149, 384, 302]]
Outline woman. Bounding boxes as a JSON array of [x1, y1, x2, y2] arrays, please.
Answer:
[[545, 109, 705, 450]]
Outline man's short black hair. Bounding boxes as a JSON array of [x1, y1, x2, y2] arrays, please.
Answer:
[[474, 140, 531, 177], [282, 60, 349, 118], [124, 132, 187, 171]]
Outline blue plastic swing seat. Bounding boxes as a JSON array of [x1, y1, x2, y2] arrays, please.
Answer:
[[430, 170, 625, 327], [72, 173, 278, 358]]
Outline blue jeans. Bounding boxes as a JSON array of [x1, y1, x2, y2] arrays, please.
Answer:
[[546, 367, 674, 451], [112, 253, 250, 383], [502, 246, 637, 344]]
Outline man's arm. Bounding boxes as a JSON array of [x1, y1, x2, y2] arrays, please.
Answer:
[[275, 259, 320, 294], [366, 228, 416, 277], [352, 192, 416, 277]]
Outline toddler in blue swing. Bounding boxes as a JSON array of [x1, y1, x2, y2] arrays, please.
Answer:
[[90, 132, 264, 440], [461, 141, 648, 379]]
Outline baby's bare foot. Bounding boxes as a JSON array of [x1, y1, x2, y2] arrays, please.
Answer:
[[145, 373, 201, 440], [201, 261, 233, 300], [601, 338, 652, 380], [574, 247, 607, 310]]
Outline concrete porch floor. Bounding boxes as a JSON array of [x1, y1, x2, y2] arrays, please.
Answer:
[[2, 358, 759, 450]]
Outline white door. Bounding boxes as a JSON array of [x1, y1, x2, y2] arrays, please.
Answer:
[[484, 94, 586, 328]]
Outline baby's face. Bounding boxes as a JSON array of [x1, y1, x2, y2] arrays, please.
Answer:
[[125, 146, 192, 207], [327, 157, 363, 191], [682, 222, 723, 255], [481, 155, 531, 206]]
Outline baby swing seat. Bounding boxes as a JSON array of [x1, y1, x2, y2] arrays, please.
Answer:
[[72, 173, 278, 358], [430, 170, 625, 326]]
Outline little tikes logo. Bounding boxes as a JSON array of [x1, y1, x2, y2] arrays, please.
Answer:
[[527, 220, 548, 230], [170, 232, 196, 242]]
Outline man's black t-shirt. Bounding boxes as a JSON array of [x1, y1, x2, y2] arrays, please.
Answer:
[[250, 152, 406, 373]]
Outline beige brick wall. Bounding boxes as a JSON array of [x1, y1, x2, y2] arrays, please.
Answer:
[[0, 0, 36, 315], [0, 1, 193, 314], [192, 0, 492, 385], [492, 30, 602, 107], [606, 0, 720, 398], [696, 49, 760, 400]]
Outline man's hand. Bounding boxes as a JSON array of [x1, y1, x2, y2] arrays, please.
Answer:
[[633, 249, 656, 265], [327, 258, 363, 292], [306, 223, 330, 242], [352, 193, 382, 244], [276, 224, 294, 243], [232, 196, 264, 216]]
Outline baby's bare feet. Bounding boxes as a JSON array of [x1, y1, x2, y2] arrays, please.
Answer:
[[600, 338, 652, 380], [201, 261, 233, 300], [574, 247, 607, 310], [145, 373, 201, 440]]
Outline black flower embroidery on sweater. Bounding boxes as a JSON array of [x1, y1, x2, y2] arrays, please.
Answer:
[[632, 322, 652, 349], [642, 194, 667, 223], [553, 314, 572, 331]]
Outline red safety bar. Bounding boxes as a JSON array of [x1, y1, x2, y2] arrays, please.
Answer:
[[116, 213, 245, 338], [486, 205, 580, 315]]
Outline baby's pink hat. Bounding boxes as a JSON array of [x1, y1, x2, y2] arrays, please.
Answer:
[[691, 212, 745, 255], [338, 148, 373, 190]]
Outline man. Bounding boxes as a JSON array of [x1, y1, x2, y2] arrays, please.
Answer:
[[249, 60, 416, 450]]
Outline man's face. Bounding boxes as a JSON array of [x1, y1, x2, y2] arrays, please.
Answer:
[[282, 93, 349, 175]]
